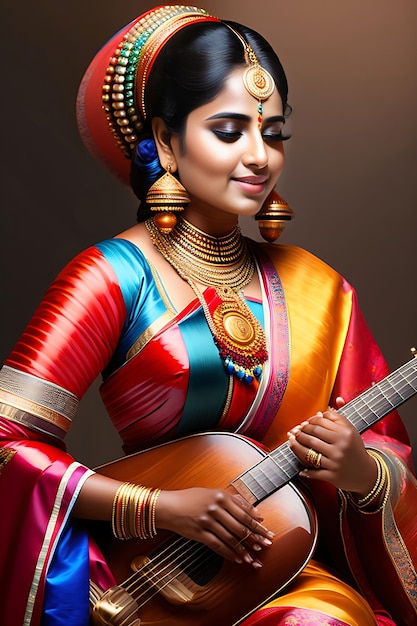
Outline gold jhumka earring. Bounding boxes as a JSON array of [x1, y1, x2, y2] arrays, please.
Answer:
[[145, 164, 190, 234], [255, 190, 294, 242]]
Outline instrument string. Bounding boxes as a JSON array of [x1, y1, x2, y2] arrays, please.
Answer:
[[107, 357, 417, 611], [122, 535, 218, 608]]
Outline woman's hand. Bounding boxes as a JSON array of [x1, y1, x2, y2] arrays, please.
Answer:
[[155, 488, 274, 569], [287, 398, 378, 497]]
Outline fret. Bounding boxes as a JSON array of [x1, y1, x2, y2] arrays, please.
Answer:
[[235, 353, 417, 503], [242, 457, 289, 500], [378, 384, 404, 409], [340, 357, 417, 434], [238, 444, 306, 501], [271, 443, 304, 478]]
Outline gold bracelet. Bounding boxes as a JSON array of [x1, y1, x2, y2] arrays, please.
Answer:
[[137, 486, 151, 539], [111, 482, 161, 540], [346, 450, 388, 511], [119, 482, 137, 539], [355, 456, 391, 515], [355, 450, 383, 506], [148, 488, 161, 538], [111, 482, 126, 539]]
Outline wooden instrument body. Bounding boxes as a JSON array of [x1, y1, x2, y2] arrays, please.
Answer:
[[93, 353, 417, 625], [97, 432, 317, 625]]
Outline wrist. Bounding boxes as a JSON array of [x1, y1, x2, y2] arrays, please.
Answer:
[[346, 450, 389, 512]]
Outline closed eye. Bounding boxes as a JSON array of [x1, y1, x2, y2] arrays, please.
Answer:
[[262, 119, 290, 142], [212, 129, 243, 142], [262, 131, 290, 142]]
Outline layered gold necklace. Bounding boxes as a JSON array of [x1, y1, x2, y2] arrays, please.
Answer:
[[146, 217, 268, 384]]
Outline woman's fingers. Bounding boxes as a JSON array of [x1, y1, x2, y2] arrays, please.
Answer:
[[156, 488, 274, 568], [207, 492, 274, 566]]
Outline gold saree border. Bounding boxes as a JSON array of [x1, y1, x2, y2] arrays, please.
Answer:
[[23, 465, 94, 626], [0, 365, 78, 421]]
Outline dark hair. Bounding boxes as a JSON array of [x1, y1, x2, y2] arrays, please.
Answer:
[[130, 20, 290, 222]]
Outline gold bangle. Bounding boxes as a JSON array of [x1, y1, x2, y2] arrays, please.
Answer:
[[346, 450, 388, 511], [148, 488, 161, 539], [137, 486, 151, 539], [355, 451, 383, 506], [111, 482, 126, 539], [111, 482, 161, 540]]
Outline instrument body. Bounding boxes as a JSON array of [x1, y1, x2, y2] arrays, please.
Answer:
[[92, 353, 417, 625], [96, 433, 317, 626]]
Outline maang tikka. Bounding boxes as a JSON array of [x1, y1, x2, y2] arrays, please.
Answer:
[[225, 24, 275, 128]]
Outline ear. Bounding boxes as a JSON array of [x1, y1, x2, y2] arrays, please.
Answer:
[[152, 117, 177, 172]]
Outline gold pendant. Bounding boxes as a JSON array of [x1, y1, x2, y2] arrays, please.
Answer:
[[210, 286, 267, 384], [222, 311, 255, 345]]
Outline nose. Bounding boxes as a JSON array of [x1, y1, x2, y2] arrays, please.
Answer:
[[243, 129, 268, 169]]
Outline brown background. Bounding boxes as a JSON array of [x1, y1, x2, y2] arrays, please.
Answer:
[[1, 1, 416, 467]]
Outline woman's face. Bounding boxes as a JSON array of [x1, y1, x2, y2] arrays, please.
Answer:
[[170, 66, 286, 229]]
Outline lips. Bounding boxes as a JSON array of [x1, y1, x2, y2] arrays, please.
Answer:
[[232, 176, 268, 195]]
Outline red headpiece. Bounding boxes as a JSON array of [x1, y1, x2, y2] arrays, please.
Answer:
[[76, 5, 220, 183]]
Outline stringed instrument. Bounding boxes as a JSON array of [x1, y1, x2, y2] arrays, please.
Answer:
[[91, 350, 417, 626]]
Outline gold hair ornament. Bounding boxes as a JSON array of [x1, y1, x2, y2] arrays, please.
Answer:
[[101, 6, 220, 159], [225, 24, 275, 128]]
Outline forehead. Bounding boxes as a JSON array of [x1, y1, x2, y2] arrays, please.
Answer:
[[189, 67, 284, 120]]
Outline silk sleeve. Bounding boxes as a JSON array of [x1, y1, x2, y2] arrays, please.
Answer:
[[0, 245, 126, 625], [4, 245, 126, 399]]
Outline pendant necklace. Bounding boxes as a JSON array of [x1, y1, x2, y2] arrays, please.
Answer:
[[146, 217, 268, 384]]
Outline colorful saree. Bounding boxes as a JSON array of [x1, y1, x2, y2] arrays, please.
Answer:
[[0, 238, 415, 625]]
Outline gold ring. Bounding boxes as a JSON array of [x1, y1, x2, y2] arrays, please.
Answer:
[[236, 527, 252, 549], [242, 527, 252, 540], [305, 448, 322, 468]]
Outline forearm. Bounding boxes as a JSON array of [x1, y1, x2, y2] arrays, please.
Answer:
[[71, 472, 123, 520]]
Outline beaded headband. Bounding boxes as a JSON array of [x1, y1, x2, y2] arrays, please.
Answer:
[[102, 7, 221, 160], [77, 6, 220, 182], [76, 5, 276, 182]]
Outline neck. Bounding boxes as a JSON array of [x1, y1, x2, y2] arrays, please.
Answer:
[[182, 209, 239, 238]]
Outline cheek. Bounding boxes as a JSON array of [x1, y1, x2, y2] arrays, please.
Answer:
[[270, 147, 285, 173], [188, 128, 239, 169], [180, 144, 236, 183]]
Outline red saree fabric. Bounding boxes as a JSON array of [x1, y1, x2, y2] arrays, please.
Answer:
[[0, 239, 415, 625]]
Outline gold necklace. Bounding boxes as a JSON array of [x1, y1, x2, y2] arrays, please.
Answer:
[[146, 217, 255, 291], [146, 217, 268, 384], [173, 217, 246, 264]]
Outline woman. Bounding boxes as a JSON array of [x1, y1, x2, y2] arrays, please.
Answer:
[[0, 5, 415, 625]]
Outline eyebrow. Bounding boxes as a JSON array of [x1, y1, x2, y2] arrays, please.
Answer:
[[206, 112, 285, 123]]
